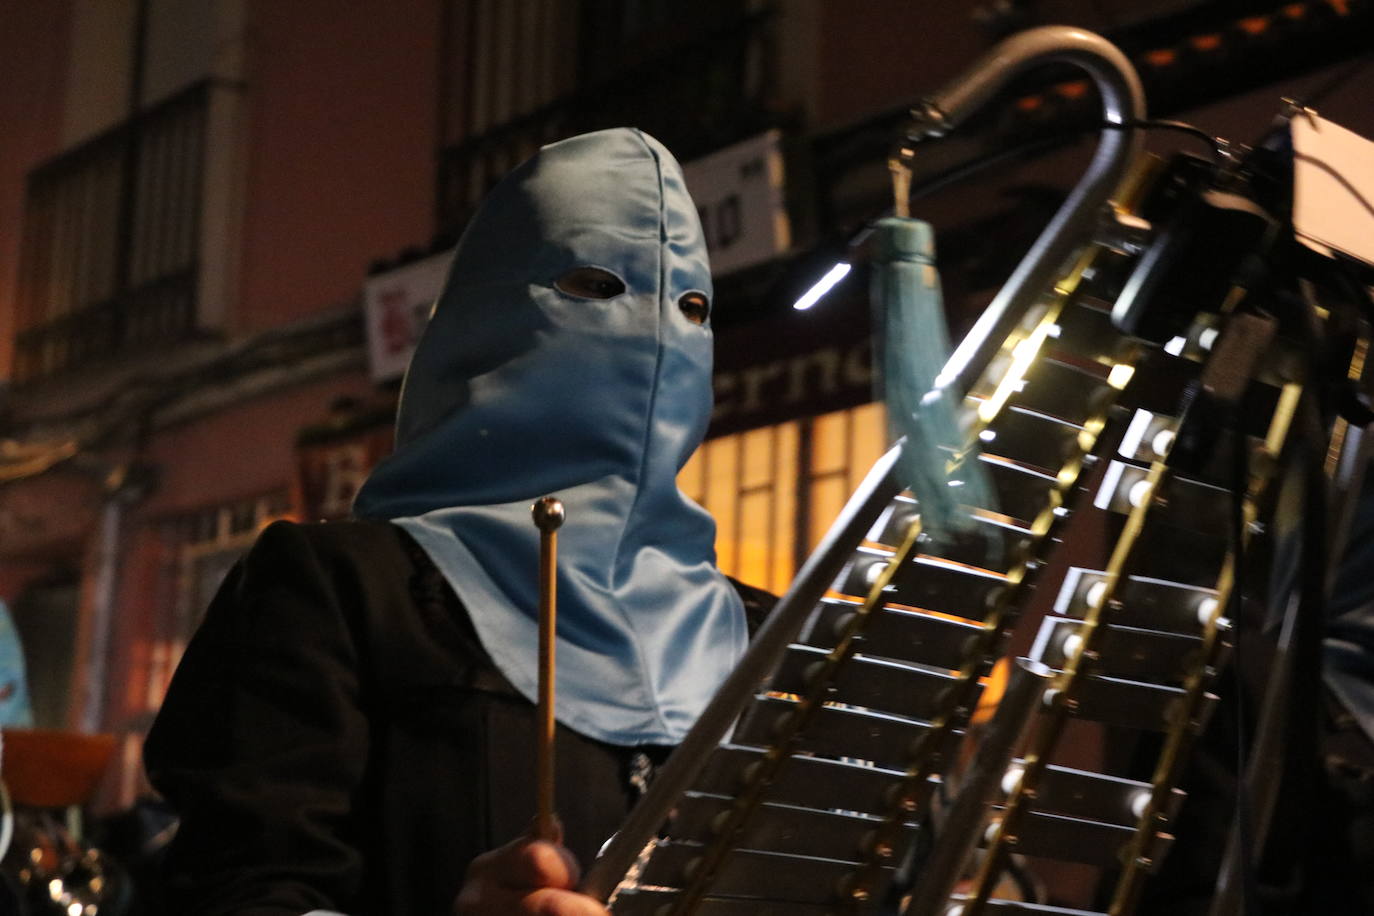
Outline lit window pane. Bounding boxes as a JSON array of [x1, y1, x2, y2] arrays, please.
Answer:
[[772, 421, 799, 593], [704, 435, 740, 575], [808, 475, 849, 552], [741, 426, 774, 490], [811, 411, 849, 474], [738, 490, 772, 589], [676, 405, 885, 593], [849, 402, 889, 491], [678, 447, 705, 504]]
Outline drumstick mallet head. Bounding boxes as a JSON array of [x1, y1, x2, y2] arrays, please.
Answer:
[[532, 496, 565, 843]]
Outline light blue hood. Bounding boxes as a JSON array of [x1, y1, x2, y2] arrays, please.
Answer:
[[354, 128, 746, 745]]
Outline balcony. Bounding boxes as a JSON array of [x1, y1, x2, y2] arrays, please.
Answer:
[[436, 11, 779, 233], [13, 81, 208, 384]]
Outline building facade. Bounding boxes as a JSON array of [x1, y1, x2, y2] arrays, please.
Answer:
[[1, 0, 1371, 818]]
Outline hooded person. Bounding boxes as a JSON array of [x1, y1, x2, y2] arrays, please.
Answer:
[[145, 128, 763, 916]]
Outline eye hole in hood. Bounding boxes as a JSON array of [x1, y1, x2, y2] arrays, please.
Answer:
[[678, 291, 710, 325], [555, 265, 627, 299]]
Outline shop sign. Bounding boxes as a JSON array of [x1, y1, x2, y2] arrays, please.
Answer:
[[683, 130, 791, 277], [708, 289, 874, 438], [362, 250, 453, 383], [1292, 112, 1374, 266]]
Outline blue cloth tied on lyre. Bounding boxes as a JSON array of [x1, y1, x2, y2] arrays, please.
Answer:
[[870, 217, 997, 547]]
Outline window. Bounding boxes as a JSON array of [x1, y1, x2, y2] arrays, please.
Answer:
[[680, 402, 889, 594], [144, 490, 293, 715], [436, 0, 773, 231], [577, 0, 747, 83], [437, 0, 581, 222], [681, 420, 800, 595], [14, 82, 208, 382]]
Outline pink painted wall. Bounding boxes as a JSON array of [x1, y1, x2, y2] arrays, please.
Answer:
[[0, 560, 54, 610], [143, 372, 378, 516], [811, 2, 987, 130], [237, 0, 440, 333], [0, 1, 71, 380]]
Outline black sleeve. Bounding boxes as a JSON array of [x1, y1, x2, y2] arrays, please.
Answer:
[[726, 576, 778, 637], [144, 521, 372, 916]]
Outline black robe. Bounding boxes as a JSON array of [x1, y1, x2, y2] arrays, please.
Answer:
[[144, 520, 770, 916]]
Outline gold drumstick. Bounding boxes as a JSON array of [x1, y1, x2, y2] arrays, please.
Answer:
[[531, 495, 565, 842]]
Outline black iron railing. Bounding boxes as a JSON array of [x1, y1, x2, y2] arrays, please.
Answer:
[[436, 12, 778, 233], [14, 81, 208, 384]]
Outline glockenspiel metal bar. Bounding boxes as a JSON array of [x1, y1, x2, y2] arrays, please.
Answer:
[[667, 794, 910, 862], [693, 745, 907, 816], [1009, 761, 1186, 828], [610, 890, 839, 916], [1053, 567, 1221, 634], [990, 808, 1174, 869], [732, 697, 937, 771], [802, 598, 986, 671], [1030, 616, 1205, 684], [771, 646, 970, 724], [636, 844, 895, 905]]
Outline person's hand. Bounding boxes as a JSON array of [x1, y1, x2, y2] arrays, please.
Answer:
[[453, 834, 609, 915]]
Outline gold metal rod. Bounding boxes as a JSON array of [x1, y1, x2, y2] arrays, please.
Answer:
[[1111, 381, 1301, 914], [532, 495, 565, 843], [890, 156, 913, 219], [962, 454, 1171, 914]]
